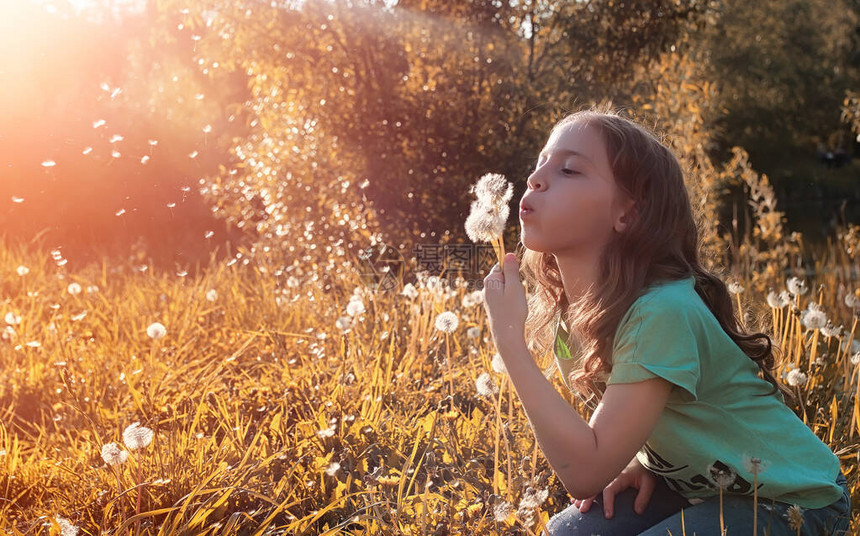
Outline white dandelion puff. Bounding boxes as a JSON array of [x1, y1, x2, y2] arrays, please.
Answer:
[[146, 322, 167, 340], [727, 281, 744, 294], [325, 461, 340, 476], [54, 516, 79, 536], [786, 369, 808, 387], [465, 198, 507, 243], [493, 501, 514, 521], [851, 352, 860, 366], [766, 290, 783, 308], [475, 372, 498, 397], [470, 172, 514, 204], [317, 424, 336, 438], [123, 422, 154, 450], [707, 464, 737, 489], [741, 453, 769, 475], [335, 316, 352, 331], [820, 322, 842, 338], [100, 442, 128, 466], [787, 277, 808, 296], [4, 312, 21, 325], [400, 283, 418, 298], [518, 487, 549, 509], [346, 298, 365, 317], [491, 353, 507, 374], [16, 265, 29, 276], [800, 303, 827, 330], [845, 291, 860, 308], [434, 311, 459, 333], [466, 326, 481, 339], [206, 289, 218, 302], [67, 282, 82, 295]]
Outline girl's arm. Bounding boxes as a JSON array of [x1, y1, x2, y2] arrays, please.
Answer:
[[498, 335, 673, 499]]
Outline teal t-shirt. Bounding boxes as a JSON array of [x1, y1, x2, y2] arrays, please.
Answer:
[[553, 276, 843, 509]]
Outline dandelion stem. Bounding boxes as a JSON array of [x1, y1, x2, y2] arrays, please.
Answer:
[[753, 471, 758, 536], [719, 487, 725, 536]]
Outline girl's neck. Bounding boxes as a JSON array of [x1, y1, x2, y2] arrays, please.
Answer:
[[554, 252, 601, 304]]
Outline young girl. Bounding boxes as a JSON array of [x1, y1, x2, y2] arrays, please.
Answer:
[[482, 108, 852, 535]]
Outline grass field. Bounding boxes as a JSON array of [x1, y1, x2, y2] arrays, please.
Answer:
[[0, 237, 858, 535]]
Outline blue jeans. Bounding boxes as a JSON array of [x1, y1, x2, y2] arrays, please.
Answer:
[[546, 471, 851, 535]]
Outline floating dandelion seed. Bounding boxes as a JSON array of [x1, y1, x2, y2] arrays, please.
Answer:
[[123, 422, 154, 450], [787, 277, 808, 296], [434, 311, 459, 333], [93, 119, 106, 128], [188, 150, 198, 159], [100, 442, 128, 466], [148, 139, 158, 146], [727, 281, 744, 294], [109, 134, 124, 143], [115, 209, 126, 217], [801, 303, 827, 330], [140, 155, 150, 164], [204, 230, 214, 239], [785, 504, 804, 531], [67, 283, 82, 295], [475, 372, 498, 397], [111, 150, 121, 158], [707, 464, 737, 489], [400, 283, 418, 298], [11, 196, 24, 203], [82, 147, 92, 155], [41, 160, 56, 167], [16, 265, 29, 276], [206, 289, 218, 302], [146, 322, 167, 340], [787, 369, 808, 387], [202, 124, 212, 133]]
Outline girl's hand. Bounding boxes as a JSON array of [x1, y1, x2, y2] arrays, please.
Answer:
[[482, 253, 528, 348], [573, 456, 656, 519]]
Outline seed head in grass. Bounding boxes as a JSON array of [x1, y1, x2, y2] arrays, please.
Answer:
[[727, 281, 744, 294], [800, 303, 827, 330], [845, 291, 860, 309], [786, 369, 808, 387], [820, 322, 842, 338], [787, 277, 808, 296], [466, 173, 513, 267], [851, 352, 860, 366], [146, 322, 166, 340], [785, 504, 804, 531], [742, 454, 769, 476], [434, 311, 459, 333], [401, 283, 419, 299], [206, 289, 218, 302], [493, 501, 514, 522], [67, 283, 82, 295], [54, 516, 79, 536], [491, 352, 507, 374], [767, 290, 790, 308], [346, 297, 365, 317], [5, 312, 20, 326], [16, 265, 29, 276], [475, 372, 499, 397], [123, 422, 154, 450], [707, 464, 737, 489], [100, 442, 128, 466]]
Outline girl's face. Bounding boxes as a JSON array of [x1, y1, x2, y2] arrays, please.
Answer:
[[519, 120, 633, 256]]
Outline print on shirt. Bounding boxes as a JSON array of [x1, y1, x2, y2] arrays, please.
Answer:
[[640, 443, 763, 495]]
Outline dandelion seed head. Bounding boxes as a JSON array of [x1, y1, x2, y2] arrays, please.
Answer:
[[785, 504, 804, 530], [491, 352, 507, 374], [787, 277, 808, 296], [727, 281, 744, 294], [4, 312, 21, 325], [345, 298, 365, 317], [400, 283, 418, 298], [470, 173, 514, 204], [786, 369, 808, 387], [317, 424, 336, 438], [100, 442, 128, 466], [801, 303, 827, 330], [518, 486, 549, 509], [742, 453, 769, 475], [466, 326, 481, 339], [55, 516, 79, 536], [206, 289, 218, 302], [67, 283, 82, 295], [146, 322, 166, 340], [434, 311, 459, 333], [335, 316, 352, 331], [707, 464, 737, 489], [475, 372, 498, 397], [820, 322, 842, 338], [851, 352, 860, 366], [123, 422, 154, 450], [493, 501, 514, 521], [845, 291, 860, 308], [465, 199, 506, 242], [462, 289, 483, 308], [16, 265, 29, 276], [325, 461, 340, 476]]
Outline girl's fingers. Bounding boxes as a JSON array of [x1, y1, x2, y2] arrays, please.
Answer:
[[580, 497, 594, 513]]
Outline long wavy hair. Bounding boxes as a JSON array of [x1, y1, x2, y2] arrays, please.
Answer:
[[519, 106, 794, 408]]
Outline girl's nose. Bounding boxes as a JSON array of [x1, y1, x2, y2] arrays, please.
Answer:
[[527, 172, 544, 191]]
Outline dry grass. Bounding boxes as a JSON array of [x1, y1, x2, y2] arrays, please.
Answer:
[[0, 237, 857, 535]]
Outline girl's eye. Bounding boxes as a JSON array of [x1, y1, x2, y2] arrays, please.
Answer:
[[561, 168, 579, 175]]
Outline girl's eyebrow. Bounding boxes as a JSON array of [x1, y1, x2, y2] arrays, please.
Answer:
[[538, 148, 594, 164]]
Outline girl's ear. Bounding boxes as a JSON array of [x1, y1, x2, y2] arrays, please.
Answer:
[[613, 199, 637, 233]]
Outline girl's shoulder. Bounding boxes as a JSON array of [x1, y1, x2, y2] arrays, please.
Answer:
[[626, 276, 701, 318]]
